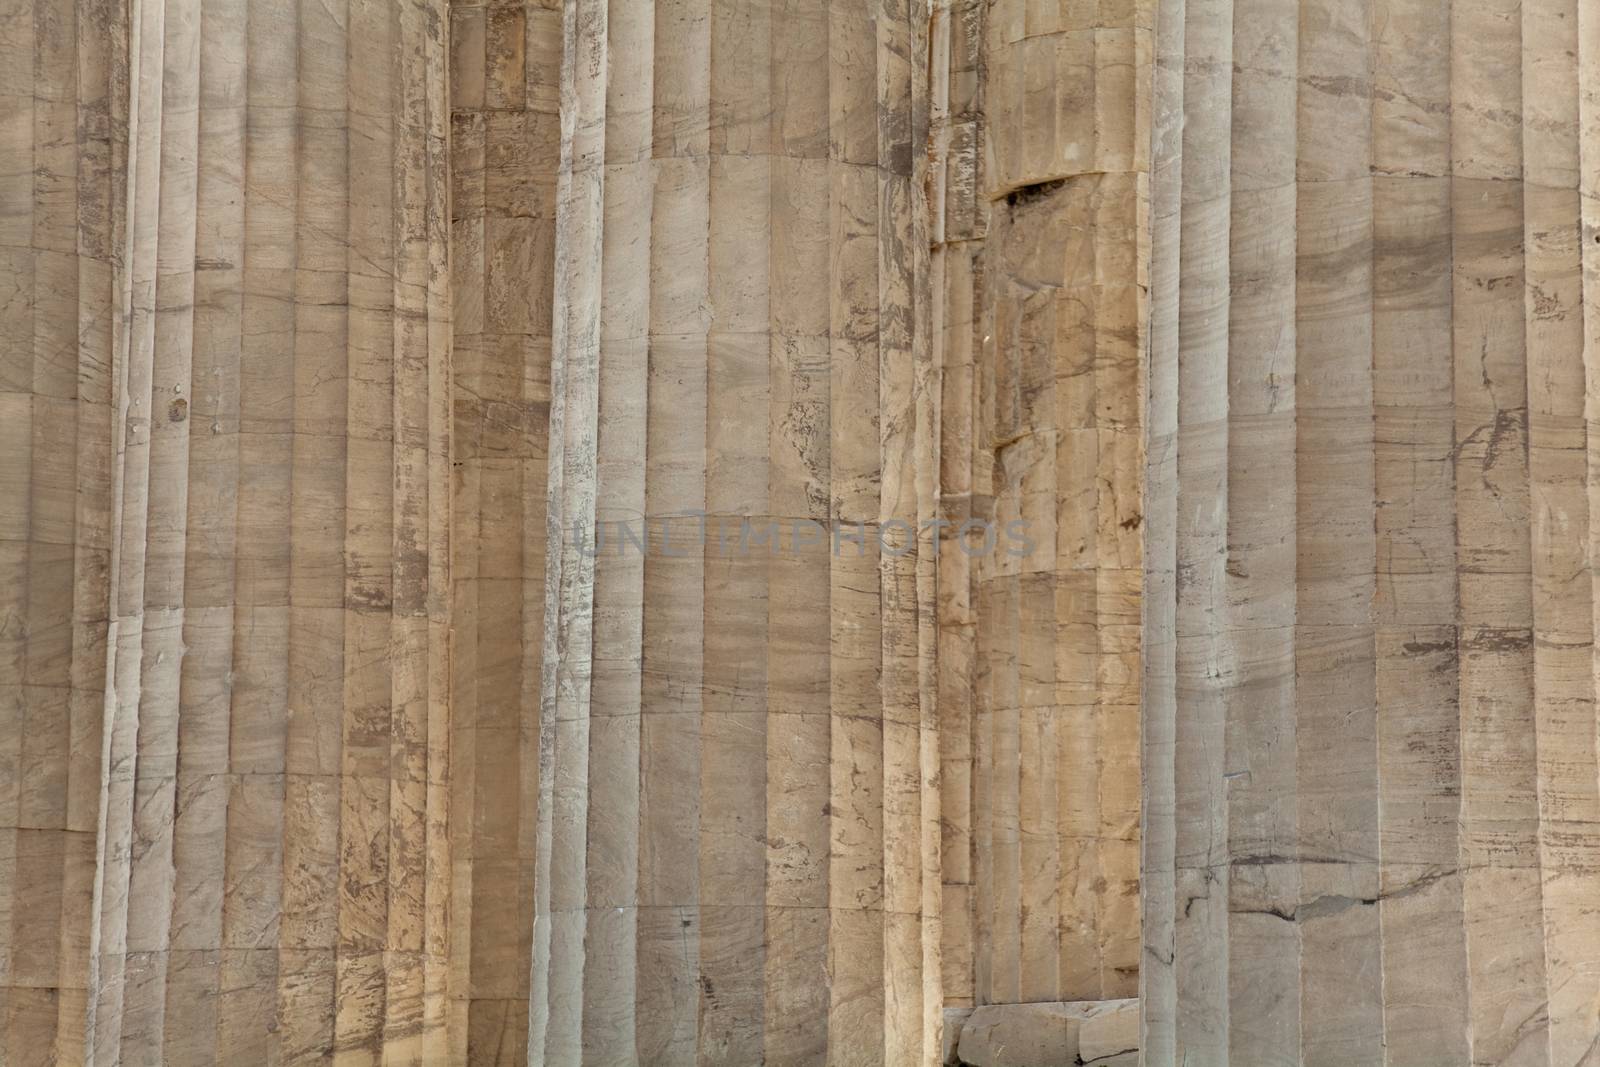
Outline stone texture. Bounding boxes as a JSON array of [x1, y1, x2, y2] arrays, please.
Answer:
[[1076, 998, 1138, 1064], [944, 1007, 976, 1065], [2, 0, 457, 1062], [95, 1, 456, 1062], [0, 1, 125, 1063], [932, 0, 991, 1011], [1141, 0, 1600, 1061], [17, 0, 1599, 1060], [956, 1002, 1087, 1066], [951, 999, 1137, 1067], [524, 0, 942, 1063], [2, 0, 1152, 1059], [447, 0, 559, 1061], [982, 0, 1150, 201], [970, 171, 1145, 1007], [942, 0, 1150, 1011]]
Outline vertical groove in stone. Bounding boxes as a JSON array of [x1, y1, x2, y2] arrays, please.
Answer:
[[1221, 0, 1298, 1055], [761, 0, 829, 1057], [167, 0, 245, 1060], [1452, 0, 1545, 1058], [1144, 0, 1600, 1059], [932, 0, 987, 1012], [1577, 0, 1600, 1053], [0, 0, 125, 1063], [219, 0, 290, 1059], [91, 0, 169, 1052], [447, 0, 558, 1061], [1524, 0, 1599, 1058], [1138, 0, 1183, 1052], [525, 0, 604, 1055], [1170, 0, 1231, 1052], [969, 0, 1149, 1010], [529, 0, 940, 1062], [277, 0, 342, 1057], [1296, 0, 1380, 1054], [1371, 0, 1469, 1057]]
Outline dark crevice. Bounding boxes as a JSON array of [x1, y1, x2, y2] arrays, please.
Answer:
[[1004, 177, 1067, 208]]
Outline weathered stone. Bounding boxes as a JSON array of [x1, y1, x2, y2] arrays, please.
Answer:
[[947, 0, 1150, 1012], [525, 1, 942, 1063], [952, 1000, 1140, 1067], [1078, 999, 1140, 1063], [945, 1007, 976, 1065], [7, 0, 1596, 1060], [448, 1, 557, 1057], [956, 1002, 1088, 1066], [1142, 0, 1600, 1060], [1085, 1054, 1138, 1067]]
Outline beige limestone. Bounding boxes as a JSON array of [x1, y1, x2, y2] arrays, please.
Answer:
[[943, 0, 1150, 1012], [518, 0, 953, 1062], [932, 0, 990, 1011], [447, 0, 558, 1061], [3, 0, 1147, 1060], [1142, 0, 1600, 1061], [525, 0, 942, 1063], [1075, 998, 1138, 1064], [956, 1002, 1083, 1067], [970, 172, 1145, 1007], [0, 1, 124, 1062], [99, 0, 456, 1062], [942, 1007, 976, 1065], [3, 0, 458, 1062], [20, 0, 1600, 1060], [950, 998, 1137, 1067]]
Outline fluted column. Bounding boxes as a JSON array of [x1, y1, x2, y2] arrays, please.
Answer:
[[931, 0, 988, 1009], [0, 1, 126, 1062], [529, 0, 942, 1062], [954, 0, 1150, 1008], [447, 1, 559, 1061], [88, 1, 453, 1063], [1142, 0, 1600, 1061]]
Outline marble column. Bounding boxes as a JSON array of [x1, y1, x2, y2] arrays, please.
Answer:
[[931, 0, 988, 1010], [527, 0, 942, 1062], [85, 0, 454, 1063], [0, 1, 125, 1062], [1142, 0, 1600, 1061], [937, 0, 1150, 1009], [447, 0, 559, 1061]]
